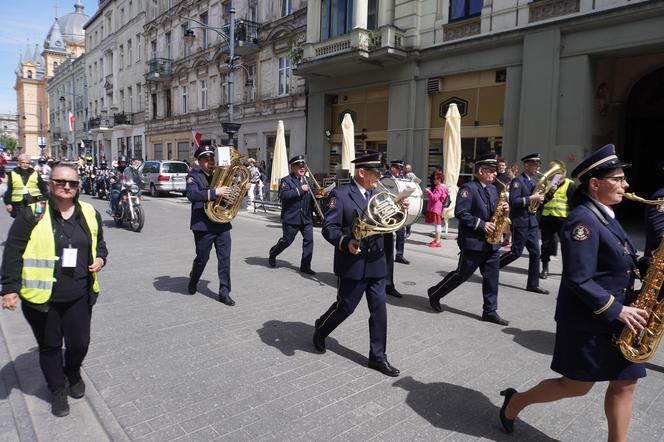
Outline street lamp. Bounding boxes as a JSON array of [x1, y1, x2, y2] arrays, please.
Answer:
[[183, 5, 252, 148]]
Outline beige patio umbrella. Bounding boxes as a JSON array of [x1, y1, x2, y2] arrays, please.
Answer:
[[270, 120, 289, 200], [442, 103, 462, 235], [341, 113, 355, 176]]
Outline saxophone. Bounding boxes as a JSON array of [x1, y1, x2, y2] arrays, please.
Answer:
[[204, 147, 251, 223], [528, 160, 566, 214], [486, 179, 511, 245], [617, 193, 664, 362]]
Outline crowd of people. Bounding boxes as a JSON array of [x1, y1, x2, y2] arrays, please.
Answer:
[[0, 143, 661, 442]]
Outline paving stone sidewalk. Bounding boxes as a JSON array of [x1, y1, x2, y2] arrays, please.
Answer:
[[1, 194, 663, 441]]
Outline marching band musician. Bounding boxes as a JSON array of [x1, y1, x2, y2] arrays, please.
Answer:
[[498, 153, 549, 294], [185, 145, 248, 306], [643, 162, 664, 264], [384, 159, 409, 298], [427, 153, 511, 325], [268, 155, 317, 275], [498, 144, 649, 441], [312, 151, 408, 377]]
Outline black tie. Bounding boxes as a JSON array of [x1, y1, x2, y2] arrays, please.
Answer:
[[483, 186, 493, 213], [364, 190, 370, 201]]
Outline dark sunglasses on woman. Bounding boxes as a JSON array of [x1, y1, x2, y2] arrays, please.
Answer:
[[52, 179, 80, 188]]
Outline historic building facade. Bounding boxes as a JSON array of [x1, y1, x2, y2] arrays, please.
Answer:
[[15, 0, 88, 158], [143, 0, 306, 169], [0, 114, 19, 141], [297, 0, 664, 194], [84, 0, 147, 163]]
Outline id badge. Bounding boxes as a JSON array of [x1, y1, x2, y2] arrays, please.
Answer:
[[62, 248, 78, 268], [22, 186, 28, 194]]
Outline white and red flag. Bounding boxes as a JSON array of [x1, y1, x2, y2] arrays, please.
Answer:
[[68, 112, 75, 132], [192, 130, 202, 149]]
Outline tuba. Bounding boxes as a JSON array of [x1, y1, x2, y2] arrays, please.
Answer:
[[528, 160, 567, 214], [486, 179, 511, 245], [352, 185, 414, 240], [616, 193, 664, 362], [204, 146, 251, 223]]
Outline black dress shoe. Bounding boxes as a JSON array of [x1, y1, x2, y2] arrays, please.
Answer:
[[299, 267, 316, 275], [427, 287, 442, 313], [51, 390, 69, 417], [268, 254, 276, 268], [312, 330, 326, 353], [499, 388, 517, 433], [368, 359, 400, 377], [219, 295, 236, 306], [394, 256, 410, 265], [386, 286, 403, 298], [539, 270, 548, 279], [68, 379, 85, 399], [526, 286, 549, 295], [482, 314, 509, 326], [187, 272, 197, 294]]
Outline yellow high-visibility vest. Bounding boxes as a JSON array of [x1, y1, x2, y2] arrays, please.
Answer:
[[20, 201, 99, 304], [542, 178, 573, 218], [10, 170, 41, 202]]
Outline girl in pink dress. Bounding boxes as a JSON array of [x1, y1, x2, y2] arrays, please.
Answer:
[[425, 171, 448, 247]]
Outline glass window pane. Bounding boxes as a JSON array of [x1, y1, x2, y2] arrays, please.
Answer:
[[450, 0, 467, 20], [469, 0, 483, 15], [164, 161, 189, 173], [321, 0, 331, 39]]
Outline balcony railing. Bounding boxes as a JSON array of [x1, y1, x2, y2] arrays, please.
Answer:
[[146, 58, 173, 82], [221, 19, 260, 55], [113, 112, 132, 126], [301, 26, 406, 64], [88, 117, 101, 129]]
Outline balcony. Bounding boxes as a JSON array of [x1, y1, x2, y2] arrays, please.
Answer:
[[146, 58, 173, 82], [297, 26, 407, 77], [220, 19, 260, 55], [88, 117, 101, 130], [113, 112, 132, 126]]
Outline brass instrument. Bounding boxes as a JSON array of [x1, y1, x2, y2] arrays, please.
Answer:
[[304, 164, 326, 222], [352, 184, 414, 240], [528, 160, 567, 214], [204, 147, 251, 223], [616, 193, 664, 362], [486, 179, 511, 245]]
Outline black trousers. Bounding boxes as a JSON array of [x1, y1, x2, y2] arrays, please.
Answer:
[[269, 222, 313, 268], [191, 230, 232, 297], [22, 296, 91, 392], [315, 277, 387, 362], [428, 248, 501, 315], [499, 225, 541, 288], [540, 215, 564, 263]]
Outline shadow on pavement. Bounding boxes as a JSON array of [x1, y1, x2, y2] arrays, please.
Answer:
[[0, 350, 51, 402], [244, 256, 338, 287], [152, 275, 216, 300], [502, 327, 555, 355], [393, 376, 560, 441], [257, 320, 366, 366], [386, 293, 439, 314]]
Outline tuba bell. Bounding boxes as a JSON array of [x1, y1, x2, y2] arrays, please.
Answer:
[[204, 146, 251, 223], [528, 160, 567, 214], [352, 186, 414, 240]]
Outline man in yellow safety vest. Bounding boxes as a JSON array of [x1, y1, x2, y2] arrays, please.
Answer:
[[539, 176, 576, 279], [4, 153, 48, 218]]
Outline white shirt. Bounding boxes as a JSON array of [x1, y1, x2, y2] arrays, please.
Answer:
[[589, 196, 616, 219], [354, 179, 371, 199]]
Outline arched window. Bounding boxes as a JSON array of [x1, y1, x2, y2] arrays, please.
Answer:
[[27, 70, 33, 78]]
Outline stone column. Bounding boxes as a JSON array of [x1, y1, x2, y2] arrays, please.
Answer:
[[502, 65, 522, 162], [306, 0, 321, 43], [378, 0, 395, 27], [305, 92, 328, 173], [353, 0, 368, 29]]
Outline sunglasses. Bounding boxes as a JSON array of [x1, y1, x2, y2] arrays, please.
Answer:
[[52, 179, 80, 188]]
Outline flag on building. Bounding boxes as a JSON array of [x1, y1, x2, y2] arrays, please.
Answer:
[[192, 130, 202, 149], [68, 112, 75, 132]]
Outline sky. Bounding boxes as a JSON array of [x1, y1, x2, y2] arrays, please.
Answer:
[[0, 0, 93, 116]]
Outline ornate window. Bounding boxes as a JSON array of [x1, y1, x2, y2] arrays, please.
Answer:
[[321, 0, 354, 40]]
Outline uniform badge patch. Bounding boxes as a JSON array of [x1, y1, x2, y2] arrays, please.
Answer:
[[571, 224, 590, 241], [459, 189, 469, 198], [512, 181, 520, 189], [187, 176, 194, 183], [281, 181, 288, 189], [328, 197, 337, 209]]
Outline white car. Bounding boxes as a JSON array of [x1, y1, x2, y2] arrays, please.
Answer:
[[138, 160, 190, 196]]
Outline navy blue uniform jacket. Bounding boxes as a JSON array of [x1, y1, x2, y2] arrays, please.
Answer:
[[509, 172, 538, 228], [322, 183, 386, 280], [644, 186, 664, 260], [278, 173, 316, 225], [455, 180, 500, 252], [555, 199, 639, 334], [185, 166, 232, 233]]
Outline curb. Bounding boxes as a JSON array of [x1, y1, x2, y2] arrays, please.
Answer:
[[81, 369, 130, 442]]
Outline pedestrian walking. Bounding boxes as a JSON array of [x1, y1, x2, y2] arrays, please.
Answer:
[[1, 162, 108, 417], [424, 170, 448, 247], [4, 153, 48, 218]]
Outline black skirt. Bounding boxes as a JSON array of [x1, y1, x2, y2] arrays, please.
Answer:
[[550, 325, 646, 381]]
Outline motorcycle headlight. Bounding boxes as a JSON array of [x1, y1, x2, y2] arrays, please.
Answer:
[[130, 184, 140, 193]]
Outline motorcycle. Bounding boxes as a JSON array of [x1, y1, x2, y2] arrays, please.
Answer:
[[94, 173, 110, 200], [110, 177, 145, 232], [81, 171, 94, 195]]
